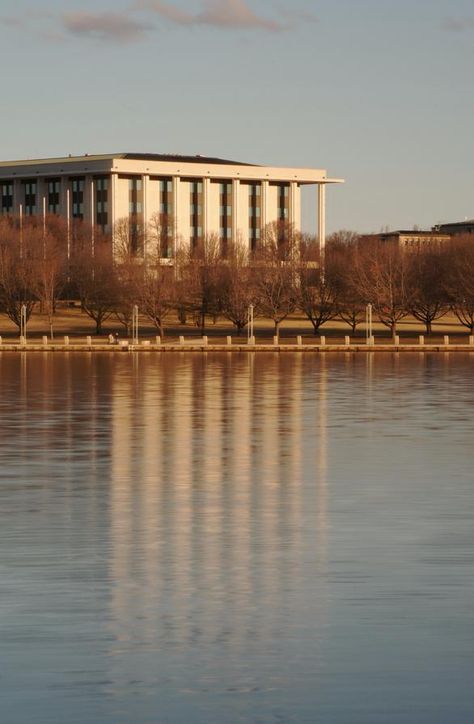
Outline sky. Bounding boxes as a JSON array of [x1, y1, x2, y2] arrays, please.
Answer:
[[1, 0, 473, 234]]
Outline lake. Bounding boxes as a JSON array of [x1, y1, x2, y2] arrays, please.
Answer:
[[1, 352, 473, 723]]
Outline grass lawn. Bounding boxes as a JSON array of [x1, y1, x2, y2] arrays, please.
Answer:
[[0, 304, 472, 345]]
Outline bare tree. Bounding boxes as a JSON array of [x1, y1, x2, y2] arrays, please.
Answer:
[[298, 244, 339, 334], [136, 255, 176, 339], [353, 239, 409, 337], [219, 242, 254, 334], [0, 217, 36, 330], [329, 241, 366, 334], [253, 226, 299, 338], [177, 234, 223, 334], [147, 211, 176, 260], [444, 236, 474, 333], [29, 216, 68, 339], [70, 233, 116, 334], [406, 244, 449, 334]]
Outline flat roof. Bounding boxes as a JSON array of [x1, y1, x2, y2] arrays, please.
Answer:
[[437, 220, 474, 227], [0, 152, 258, 168]]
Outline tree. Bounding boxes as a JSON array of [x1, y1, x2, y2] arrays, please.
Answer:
[[353, 239, 409, 336], [29, 216, 68, 339], [176, 235, 223, 334], [0, 217, 36, 330], [444, 236, 474, 333], [136, 253, 177, 339], [219, 242, 254, 334], [326, 239, 366, 334], [70, 233, 117, 334], [406, 244, 448, 334], [298, 244, 339, 334], [253, 227, 299, 338], [147, 211, 176, 260]]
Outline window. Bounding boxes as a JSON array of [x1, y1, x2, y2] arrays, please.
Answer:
[[248, 183, 262, 251], [277, 183, 290, 221], [218, 180, 232, 244], [1, 182, 13, 214], [48, 179, 60, 214], [190, 179, 203, 247], [24, 181, 37, 216], [71, 178, 84, 219], [128, 177, 143, 218], [96, 176, 108, 228]]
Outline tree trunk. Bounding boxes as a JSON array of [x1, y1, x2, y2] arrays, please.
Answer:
[[274, 319, 280, 338], [426, 320, 432, 335]]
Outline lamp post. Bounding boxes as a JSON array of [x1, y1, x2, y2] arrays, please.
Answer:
[[20, 304, 27, 343], [248, 304, 254, 342], [366, 303, 373, 344], [132, 305, 139, 344]]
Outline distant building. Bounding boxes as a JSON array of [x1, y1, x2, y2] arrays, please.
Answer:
[[433, 220, 474, 236], [366, 230, 451, 247], [0, 153, 343, 258]]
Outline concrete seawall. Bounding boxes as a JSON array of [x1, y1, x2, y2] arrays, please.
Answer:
[[1, 342, 474, 353]]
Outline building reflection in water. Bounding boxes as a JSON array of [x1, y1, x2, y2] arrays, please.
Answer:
[[106, 353, 330, 682]]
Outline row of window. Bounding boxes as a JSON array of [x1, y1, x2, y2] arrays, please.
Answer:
[[1, 178, 291, 237]]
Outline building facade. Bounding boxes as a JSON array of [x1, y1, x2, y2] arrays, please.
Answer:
[[433, 220, 474, 236], [374, 230, 452, 247], [0, 153, 343, 257]]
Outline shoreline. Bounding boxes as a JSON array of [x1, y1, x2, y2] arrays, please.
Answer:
[[1, 342, 474, 353]]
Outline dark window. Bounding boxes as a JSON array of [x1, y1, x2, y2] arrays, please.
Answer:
[[1, 181, 13, 214], [219, 180, 233, 251], [95, 176, 108, 228], [71, 177, 84, 219], [248, 182, 262, 251], [48, 178, 60, 214], [189, 179, 203, 248], [129, 177, 143, 216], [24, 180, 37, 216]]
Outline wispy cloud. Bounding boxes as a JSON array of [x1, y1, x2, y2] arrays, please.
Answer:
[[442, 16, 474, 32], [138, 0, 284, 32], [62, 11, 149, 43], [1, 16, 26, 28], [275, 5, 318, 27]]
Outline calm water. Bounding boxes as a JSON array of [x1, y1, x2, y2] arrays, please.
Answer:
[[0, 352, 473, 724]]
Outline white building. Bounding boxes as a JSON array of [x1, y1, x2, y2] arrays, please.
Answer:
[[0, 153, 343, 256]]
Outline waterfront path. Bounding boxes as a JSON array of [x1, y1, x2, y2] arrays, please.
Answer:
[[1, 337, 474, 353]]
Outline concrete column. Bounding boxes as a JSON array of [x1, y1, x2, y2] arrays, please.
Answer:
[[110, 173, 117, 257], [12, 179, 20, 214], [261, 180, 269, 232], [318, 183, 326, 257], [232, 179, 240, 242], [89, 177, 95, 228], [203, 177, 211, 240], [60, 177, 68, 220], [142, 174, 149, 260], [289, 181, 298, 227], [89, 177, 95, 257], [66, 186, 71, 259], [36, 178, 45, 216], [172, 176, 180, 256]]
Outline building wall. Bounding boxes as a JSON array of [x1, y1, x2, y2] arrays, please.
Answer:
[[0, 154, 338, 258]]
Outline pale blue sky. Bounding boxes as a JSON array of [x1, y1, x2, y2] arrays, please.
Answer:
[[1, 0, 473, 233]]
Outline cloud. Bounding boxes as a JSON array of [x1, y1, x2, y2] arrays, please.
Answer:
[[62, 11, 149, 43], [275, 5, 318, 26], [136, 0, 193, 25], [1, 16, 26, 28], [442, 16, 474, 32], [138, 0, 284, 31]]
